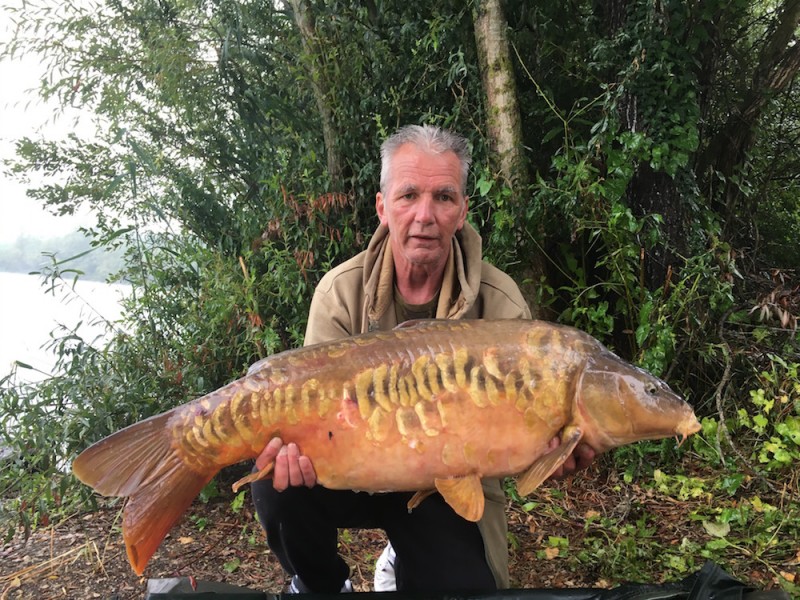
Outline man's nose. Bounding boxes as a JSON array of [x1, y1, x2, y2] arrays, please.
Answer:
[[414, 195, 435, 223]]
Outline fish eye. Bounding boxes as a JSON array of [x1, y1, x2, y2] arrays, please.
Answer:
[[646, 384, 658, 395]]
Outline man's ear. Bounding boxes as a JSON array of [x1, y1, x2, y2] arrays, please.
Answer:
[[457, 196, 469, 230], [376, 192, 388, 225]]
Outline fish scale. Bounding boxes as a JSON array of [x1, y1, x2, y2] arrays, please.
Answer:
[[72, 319, 701, 576]]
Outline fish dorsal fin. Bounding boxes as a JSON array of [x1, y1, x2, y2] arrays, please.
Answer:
[[516, 426, 583, 497], [434, 474, 485, 522], [394, 319, 441, 329], [407, 489, 436, 512]]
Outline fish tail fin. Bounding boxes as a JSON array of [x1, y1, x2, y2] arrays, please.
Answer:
[[72, 410, 216, 575], [122, 460, 213, 575]]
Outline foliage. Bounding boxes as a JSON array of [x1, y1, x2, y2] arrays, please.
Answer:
[[692, 353, 800, 474], [600, 348, 800, 593]]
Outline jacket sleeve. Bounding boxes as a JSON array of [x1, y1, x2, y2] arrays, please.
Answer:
[[304, 260, 372, 348], [474, 262, 532, 321], [303, 288, 354, 347]]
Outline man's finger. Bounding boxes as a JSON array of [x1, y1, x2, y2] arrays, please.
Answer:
[[286, 443, 304, 486], [256, 436, 284, 471], [298, 455, 317, 488], [273, 445, 290, 491]]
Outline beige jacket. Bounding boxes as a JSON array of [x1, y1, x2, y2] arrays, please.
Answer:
[[304, 222, 531, 588]]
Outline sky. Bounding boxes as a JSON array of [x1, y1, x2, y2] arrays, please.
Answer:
[[0, 3, 95, 244]]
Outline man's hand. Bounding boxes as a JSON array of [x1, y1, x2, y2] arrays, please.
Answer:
[[256, 437, 317, 491], [546, 437, 596, 480]]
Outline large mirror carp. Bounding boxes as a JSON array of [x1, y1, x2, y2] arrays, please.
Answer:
[[73, 319, 701, 575]]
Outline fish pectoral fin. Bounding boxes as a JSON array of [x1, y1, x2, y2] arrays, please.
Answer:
[[516, 426, 583, 497], [231, 461, 275, 494], [434, 475, 485, 522], [407, 489, 436, 512]]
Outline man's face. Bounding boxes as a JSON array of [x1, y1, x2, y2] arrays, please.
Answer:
[[376, 143, 468, 272]]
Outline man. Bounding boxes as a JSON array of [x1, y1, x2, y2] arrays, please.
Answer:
[[251, 124, 594, 593]]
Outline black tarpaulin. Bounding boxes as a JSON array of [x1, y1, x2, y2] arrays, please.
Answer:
[[143, 562, 791, 600]]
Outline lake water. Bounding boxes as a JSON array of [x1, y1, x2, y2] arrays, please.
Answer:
[[0, 271, 129, 382]]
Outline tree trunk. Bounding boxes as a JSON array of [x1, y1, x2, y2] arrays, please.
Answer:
[[626, 165, 684, 289], [473, 0, 547, 319], [286, 0, 344, 190], [601, 0, 685, 291], [473, 0, 528, 191]]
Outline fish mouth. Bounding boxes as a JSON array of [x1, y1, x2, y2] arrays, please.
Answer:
[[675, 414, 702, 446]]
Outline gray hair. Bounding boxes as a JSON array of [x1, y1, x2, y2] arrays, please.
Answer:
[[379, 124, 472, 195]]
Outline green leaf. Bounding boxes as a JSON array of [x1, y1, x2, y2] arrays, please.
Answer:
[[719, 474, 744, 495], [231, 490, 246, 513], [752, 414, 768, 432], [199, 480, 220, 504], [776, 417, 800, 446], [704, 538, 729, 551], [702, 520, 730, 538], [223, 558, 241, 573], [476, 177, 493, 196]]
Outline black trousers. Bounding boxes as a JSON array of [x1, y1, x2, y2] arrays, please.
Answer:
[[250, 481, 497, 593]]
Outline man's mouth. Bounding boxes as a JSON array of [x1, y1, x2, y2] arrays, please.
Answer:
[[410, 233, 438, 242]]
